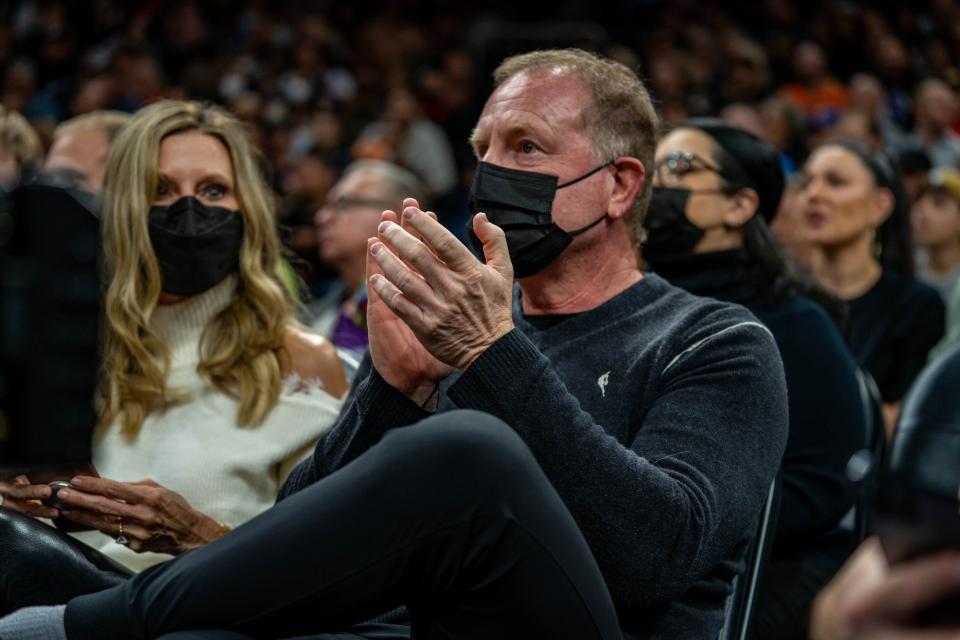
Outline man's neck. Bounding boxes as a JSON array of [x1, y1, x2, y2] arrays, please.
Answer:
[[917, 120, 947, 145], [926, 241, 960, 276], [519, 231, 642, 315], [814, 234, 883, 300], [338, 257, 366, 300]]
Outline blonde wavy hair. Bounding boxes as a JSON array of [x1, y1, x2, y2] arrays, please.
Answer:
[[99, 100, 293, 435]]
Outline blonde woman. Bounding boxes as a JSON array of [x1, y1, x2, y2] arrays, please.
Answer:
[[0, 100, 347, 597]]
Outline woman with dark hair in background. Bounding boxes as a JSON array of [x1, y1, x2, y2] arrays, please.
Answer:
[[645, 119, 866, 640], [799, 141, 945, 432]]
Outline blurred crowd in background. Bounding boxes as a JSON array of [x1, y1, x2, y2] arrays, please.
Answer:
[[1, 0, 960, 293]]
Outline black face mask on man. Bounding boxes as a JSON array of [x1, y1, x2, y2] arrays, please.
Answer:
[[642, 186, 729, 264], [148, 196, 244, 296], [467, 160, 611, 278]]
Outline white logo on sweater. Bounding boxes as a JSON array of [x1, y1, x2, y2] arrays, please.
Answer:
[[598, 371, 611, 398]]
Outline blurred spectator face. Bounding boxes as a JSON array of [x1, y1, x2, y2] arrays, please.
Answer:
[[771, 182, 821, 269], [912, 180, 960, 250], [794, 42, 827, 83], [44, 127, 110, 192], [311, 112, 342, 150], [0, 106, 41, 189], [825, 112, 881, 150], [314, 169, 395, 271], [650, 56, 685, 99], [873, 35, 909, 77], [0, 151, 18, 190], [294, 154, 336, 201], [71, 76, 113, 114], [659, 99, 691, 130], [725, 39, 769, 100], [386, 87, 420, 124], [915, 80, 958, 130], [721, 103, 765, 138], [760, 97, 799, 153], [800, 146, 891, 250], [848, 73, 885, 114]]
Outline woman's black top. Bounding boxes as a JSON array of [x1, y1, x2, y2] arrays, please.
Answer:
[[847, 270, 945, 404], [653, 250, 866, 563]]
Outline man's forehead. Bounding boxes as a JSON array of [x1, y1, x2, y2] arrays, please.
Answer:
[[475, 68, 589, 135], [53, 127, 109, 154]]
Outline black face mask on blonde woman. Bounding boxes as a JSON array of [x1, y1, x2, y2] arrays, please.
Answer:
[[148, 196, 244, 296]]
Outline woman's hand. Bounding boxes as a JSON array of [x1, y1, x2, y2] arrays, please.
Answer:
[[56, 476, 225, 555], [0, 475, 57, 519]]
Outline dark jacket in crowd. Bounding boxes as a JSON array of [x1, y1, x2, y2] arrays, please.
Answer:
[[847, 270, 945, 403], [281, 274, 789, 640]]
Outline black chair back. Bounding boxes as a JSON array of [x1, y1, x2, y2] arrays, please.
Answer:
[[717, 472, 781, 640], [851, 368, 886, 540]]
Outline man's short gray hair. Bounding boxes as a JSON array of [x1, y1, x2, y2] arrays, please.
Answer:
[[342, 159, 430, 211], [492, 48, 660, 247], [53, 110, 132, 144]]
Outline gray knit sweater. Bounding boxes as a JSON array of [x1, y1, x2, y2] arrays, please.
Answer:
[[280, 273, 789, 639]]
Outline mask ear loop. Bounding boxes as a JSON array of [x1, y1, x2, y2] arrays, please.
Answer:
[[555, 160, 619, 234], [557, 160, 615, 189], [567, 212, 608, 236]]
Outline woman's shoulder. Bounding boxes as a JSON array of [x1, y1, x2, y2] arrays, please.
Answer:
[[756, 294, 839, 340], [878, 270, 944, 309], [278, 326, 349, 399]]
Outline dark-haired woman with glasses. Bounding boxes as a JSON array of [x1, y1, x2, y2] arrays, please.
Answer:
[[799, 141, 945, 432], [644, 120, 867, 640]]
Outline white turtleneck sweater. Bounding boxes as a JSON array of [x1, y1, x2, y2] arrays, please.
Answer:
[[72, 276, 343, 571]]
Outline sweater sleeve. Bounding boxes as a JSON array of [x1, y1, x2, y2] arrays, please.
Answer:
[[277, 354, 430, 501], [446, 323, 788, 610]]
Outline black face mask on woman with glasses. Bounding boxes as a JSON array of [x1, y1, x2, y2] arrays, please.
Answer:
[[642, 186, 734, 264]]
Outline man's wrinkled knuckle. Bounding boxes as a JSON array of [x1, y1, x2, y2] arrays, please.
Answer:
[[409, 243, 430, 264], [395, 270, 415, 293], [422, 319, 441, 339], [388, 290, 406, 310]]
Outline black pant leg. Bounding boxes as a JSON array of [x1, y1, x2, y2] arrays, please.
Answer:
[[157, 624, 412, 640], [0, 509, 130, 615], [65, 410, 622, 640]]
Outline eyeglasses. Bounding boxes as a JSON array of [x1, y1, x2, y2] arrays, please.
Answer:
[[654, 151, 726, 185], [320, 196, 397, 215]]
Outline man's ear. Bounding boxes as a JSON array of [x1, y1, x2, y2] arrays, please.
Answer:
[[869, 188, 895, 227], [722, 187, 760, 228], [607, 157, 646, 220]]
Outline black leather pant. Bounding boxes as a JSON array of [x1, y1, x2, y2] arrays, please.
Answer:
[[0, 511, 409, 639], [59, 410, 622, 640], [0, 508, 131, 615]]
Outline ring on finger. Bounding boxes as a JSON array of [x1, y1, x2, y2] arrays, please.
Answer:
[[116, 516, 129, 546]]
